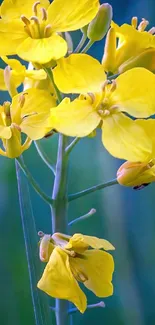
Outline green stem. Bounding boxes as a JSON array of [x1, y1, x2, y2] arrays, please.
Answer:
[[34, 140, 56, 175], [108, 73, 119, 80], [65, 137, 80, 155], [44, 68, 62, 103], [15, 159, 53, 325], [74, 34, 87, 53], [68, 208, 96, 226], [16, 156, 53, 206], [51, 134, 69, 325], [68, 179, 118, 201], [81, 40, 94, 53]]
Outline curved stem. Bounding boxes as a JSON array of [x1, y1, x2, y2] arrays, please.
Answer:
[[16, 156, 53, 206], [65, 137, 80, 155], [81, 40, 94, 53], [74, 34, 87, 53], [68, 179, 118, 202], [34, 140, 56, 175], [68, 208, 96, 226], [51, 134, 69, 325]]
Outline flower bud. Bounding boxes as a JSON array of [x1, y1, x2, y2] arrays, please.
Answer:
[[102, 27, 116, 73], [87, 3, 113, 42], [119, 48, 155, 73], [117, 160, 155, 187]]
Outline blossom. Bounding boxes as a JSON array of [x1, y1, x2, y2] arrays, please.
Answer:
[[117, 119, 155, 187], [0, 88, 56, 158], [49, 54, 155, 162], [102, 18, 155, 74], [37, 232, 115, 313], [0, 56, 47, 93], [0, 0, 99, 64]]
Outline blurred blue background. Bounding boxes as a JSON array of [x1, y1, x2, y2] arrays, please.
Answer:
[[0, 0, 155, 324]]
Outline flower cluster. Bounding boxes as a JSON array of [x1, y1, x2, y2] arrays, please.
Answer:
[[1, 0, 155, 310]]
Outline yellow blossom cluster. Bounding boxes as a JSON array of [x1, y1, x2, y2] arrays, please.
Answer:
[[1, 0, 155, 308]]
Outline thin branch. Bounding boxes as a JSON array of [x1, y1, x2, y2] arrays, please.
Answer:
[[81, 40, 94, 53], [68, 301, 105, 314], [44, 67, 63, 103], [34, 141, 56, 175], [16, 156, 53, 206], [74, 34, 87, 53], [68, 208, 96, 226], [65, 137, 80, 155], [68, 179, 118, 202]]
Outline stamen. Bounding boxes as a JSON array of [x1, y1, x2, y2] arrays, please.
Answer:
[[110, 79, 117, 92], [3, 101, 11, 117], [38, 231, 45, 237], [11, 123, 21, 132], [88, 92, 96, 103], [148, 27, 155, 34], [32, 1, 40, 16], [102, 80, 110, 91], [18, 93, 28, 108], [30, 16, 40, 25], [21, 15, 30, 26], [44, 24, 52, 37], [138, 18, 149, 32], [24, 25, 32, 37], [98, 109, 104, 115], [131, 16, 138, 29], [41, 7, 47, 21]]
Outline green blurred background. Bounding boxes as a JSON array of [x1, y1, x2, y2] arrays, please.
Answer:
[[1, 0, 155, 324]]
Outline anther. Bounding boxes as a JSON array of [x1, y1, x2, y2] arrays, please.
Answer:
[[11, 123, 21, 132], [110, 79, 117, 92], [30, 16, 40, 25], [18, 93, 28, 108], [21, 15, 31, 26], [131, 16, 138, 29], [98, 109, 104, 115], [38, 231, 45, 237], [32, 1, 40, 16], [103, 109, 110, 116], [44, 24, 52, 37], [88, 92, 96, 103], [138, 18, 149, 32], [102, 80, 110, 91], [41, 7, 47, 21], [148, 27, 155, 34]]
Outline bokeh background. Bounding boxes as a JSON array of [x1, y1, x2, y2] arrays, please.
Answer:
[[1, 0, 155, 324]]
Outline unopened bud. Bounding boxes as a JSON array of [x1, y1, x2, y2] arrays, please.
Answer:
[[117, 161, 154, 187], [102, 27, 116, 73], [119, 48, 155, 73], [87, 3, 113, 41]]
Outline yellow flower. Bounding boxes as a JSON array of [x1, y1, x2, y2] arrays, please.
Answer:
[[0, 0, 99, 64], [0, 56, 47, 95], [0, 88, 56, 158], [49, 54, 155, 162], [117, 119, 155, 187], [102, 18, 155, 74], [37, 232, 115, 313]]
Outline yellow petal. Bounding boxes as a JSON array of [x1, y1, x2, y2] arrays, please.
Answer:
[[11, 88, 56, 124], [0, 19, 27, 55], [53, 54, 106, 94], [37, 247, 87, 313], [25, 69, 47, 80], [111, 68, 155, 118], [47, 0, 99, 32], [0, 124, 12, 139], [102, 112, 152, 162], [20, 112, 50, 140], [134, 119, 155, 158], [65, 234, 115, 253], [1, 0, 50, 20], [49, 97, 101, 137], [17, 34, 67, 64], [3, 126, 22, 158], [70, 250, 114, 297]]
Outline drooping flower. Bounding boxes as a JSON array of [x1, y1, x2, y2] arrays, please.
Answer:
[[0, 88, 56, 158], [49, 54, 155, 162], [37, 232, 115, 313], [117, 119, 155, 187], [102, 18, 155, 74], [0, 0, 99, 64]]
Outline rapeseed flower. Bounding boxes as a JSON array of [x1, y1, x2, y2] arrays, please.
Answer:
[[117, 119, 155, 187], [0, 88, 56, 158], [37, 232, 115, 313], [0, 0, 99, 64], [102, 18, 155, 73], [49, 54, 155, 162]]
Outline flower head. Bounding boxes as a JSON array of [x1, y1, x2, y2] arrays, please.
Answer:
[[102, 18, 155, 73], [37, 232, 115, 313], [49, 54, 155, 162], [0, 88, 55, 158], [0, 0, 99, 64]]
